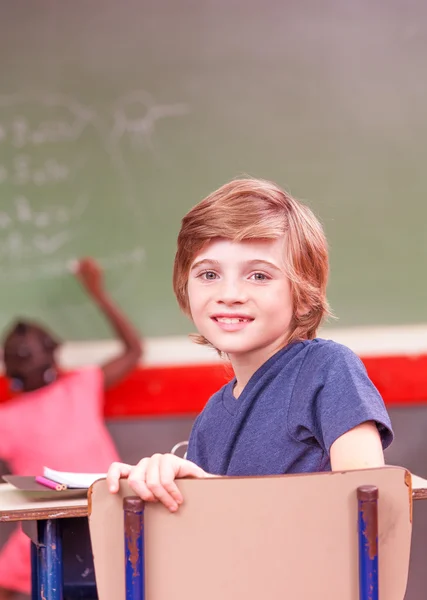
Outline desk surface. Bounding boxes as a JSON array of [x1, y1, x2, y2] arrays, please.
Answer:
[[411, 474, 427, 500], [1, 472, 427, 522], [0, 483, 88, 521]]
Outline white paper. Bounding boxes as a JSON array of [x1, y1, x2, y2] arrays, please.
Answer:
[[43, 467, 107, 489]]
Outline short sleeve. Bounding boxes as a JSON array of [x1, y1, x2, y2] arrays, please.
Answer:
[[289, 342, 394, 453], [186, 413, 205, 468]]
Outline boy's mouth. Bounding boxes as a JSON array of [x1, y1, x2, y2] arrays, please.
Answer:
[[210, 315, 254, 331], [213, 317, 252, 324]]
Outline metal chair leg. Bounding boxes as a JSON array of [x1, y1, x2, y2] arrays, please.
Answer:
[[357, 485, 379, 600], [124, 497, 145, 600]]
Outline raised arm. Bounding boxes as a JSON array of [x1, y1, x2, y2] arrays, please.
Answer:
[[74, 258, 143, 389]]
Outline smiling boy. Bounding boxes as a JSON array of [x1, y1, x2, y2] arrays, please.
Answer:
[[107, 178, 393, 510]]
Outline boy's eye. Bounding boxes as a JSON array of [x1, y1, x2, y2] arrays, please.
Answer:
[[250, 272, 268, 281], [201, 271, 218, 280]]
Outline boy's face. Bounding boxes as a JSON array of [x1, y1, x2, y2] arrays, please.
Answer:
[[187, 237, 294, 369]]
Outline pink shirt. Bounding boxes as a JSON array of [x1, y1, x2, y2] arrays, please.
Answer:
[[0, 366, 120, 475], [0, 366, 120, 594]]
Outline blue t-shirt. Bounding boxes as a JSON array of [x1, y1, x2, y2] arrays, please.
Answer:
[[186, 339, 393, 476]]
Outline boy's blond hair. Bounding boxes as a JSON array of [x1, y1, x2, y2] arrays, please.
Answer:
[[173, 178, 331, 346]]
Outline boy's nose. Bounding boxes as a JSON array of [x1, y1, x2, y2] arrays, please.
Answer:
[[216, 279, 248, 305]]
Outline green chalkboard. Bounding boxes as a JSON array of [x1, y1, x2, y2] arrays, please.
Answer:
[[0, 1, 426, 340]]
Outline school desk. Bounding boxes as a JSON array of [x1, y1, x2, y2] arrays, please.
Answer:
[[1, 470, 427, 600], [0, 483, 92, 600]]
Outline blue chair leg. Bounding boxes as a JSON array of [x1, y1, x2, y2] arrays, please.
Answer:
[[357, 485, 379, 600], [123, 497, 145, 600]]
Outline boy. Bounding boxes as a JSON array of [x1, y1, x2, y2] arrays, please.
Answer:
[[107, 178, 392, 511]]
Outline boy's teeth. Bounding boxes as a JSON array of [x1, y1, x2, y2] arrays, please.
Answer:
[[217, 317, 248, 324]]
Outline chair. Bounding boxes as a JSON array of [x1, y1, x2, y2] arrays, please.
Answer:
[[170, 440, 188, 458], [88, 466, 412, 600]]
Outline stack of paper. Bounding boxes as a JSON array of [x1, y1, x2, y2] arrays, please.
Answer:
[[43, 467, 107, 489]]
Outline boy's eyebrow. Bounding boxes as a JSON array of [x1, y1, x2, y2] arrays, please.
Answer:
[[190, 259, 220, 270], [245, 259, 282, 271], [190, 258, 283, 271]]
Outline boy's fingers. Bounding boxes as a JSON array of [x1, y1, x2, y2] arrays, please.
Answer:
[[127, 478, 157, 503], [127, 458, 157, 502], [107, 455, 208, 508], [106, 462, 133, 493], [145, 455, 179, 511], [177, 459, 208, 480], [159, 456, 184, 507]]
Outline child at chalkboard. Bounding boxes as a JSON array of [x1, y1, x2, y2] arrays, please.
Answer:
[[107, 177, 393, 511], [0, 257, 142, 600]]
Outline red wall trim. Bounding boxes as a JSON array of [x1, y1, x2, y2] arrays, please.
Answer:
[[1, 355, 426, 418], [362, 355, 427, 406], [104, 363, 232, 418]]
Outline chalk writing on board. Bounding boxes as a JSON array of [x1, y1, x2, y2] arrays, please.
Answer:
[[0, 246, 145, 283], [0, 193, 89, 261], [0, 93, 97, 273], [0, 92, 189, 273], [0, 155, 73, 185], [0, 231, 74, 260], [111, 90, 189, 149], [0, 195, 88, 230], [0, 93, 95, 145]]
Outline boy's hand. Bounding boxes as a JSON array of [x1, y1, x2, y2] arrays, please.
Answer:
[[107, 454, 208, 512], [74, 258, 104, 297]]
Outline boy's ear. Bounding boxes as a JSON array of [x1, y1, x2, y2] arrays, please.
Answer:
[[295, 303, 311, 318]]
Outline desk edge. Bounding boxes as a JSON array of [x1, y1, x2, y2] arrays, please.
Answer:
[[0, 505, 88, 521]]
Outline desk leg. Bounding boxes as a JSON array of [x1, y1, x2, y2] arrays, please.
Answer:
[[357, 485, 379, 600], [123, 497, 145, 600], [34, 519, 64, 600], [31, 542, 39, 600]]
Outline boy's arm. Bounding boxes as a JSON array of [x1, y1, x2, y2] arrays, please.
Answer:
[[329, 421, 385, 471], [74, 258, 143, 389]]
